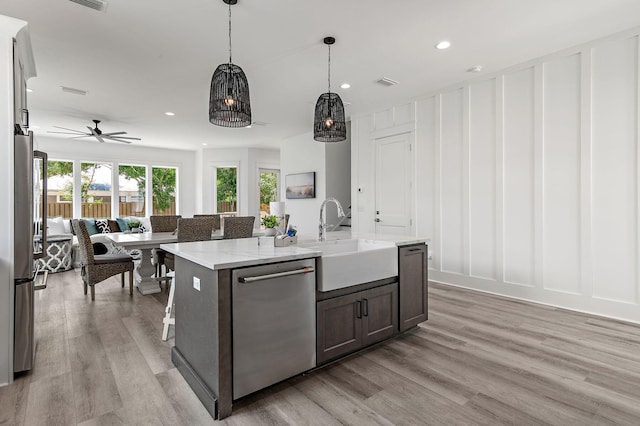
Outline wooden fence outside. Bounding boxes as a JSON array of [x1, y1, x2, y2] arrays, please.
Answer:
[[217, 201, 237, 213], [48, 202, 175, 219]]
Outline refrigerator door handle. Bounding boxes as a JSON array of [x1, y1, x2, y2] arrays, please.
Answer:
[[34, 149, 47, 256]]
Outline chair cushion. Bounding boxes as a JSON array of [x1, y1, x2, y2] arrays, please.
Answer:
[[94, 253, 133, 264]]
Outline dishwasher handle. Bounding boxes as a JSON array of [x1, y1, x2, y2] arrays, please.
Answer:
[[239, 266, 315, 283]]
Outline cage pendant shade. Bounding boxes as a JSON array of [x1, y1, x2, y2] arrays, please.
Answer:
[[314, 36, 346, 142], [209, 0, 251, 128], [314, 93, 346, 142], [209, 63, 251, 127]]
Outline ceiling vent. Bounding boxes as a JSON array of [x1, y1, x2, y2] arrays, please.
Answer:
[[69, 0, 108, 12], [376, 77, 400, 87], [61, 86, 88, 96]]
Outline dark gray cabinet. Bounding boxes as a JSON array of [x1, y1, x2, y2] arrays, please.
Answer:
[[398, 244, 428, 332], [317, 282, 397, 364]]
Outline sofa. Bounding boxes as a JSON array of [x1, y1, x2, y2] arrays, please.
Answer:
[[46, 216, 151, 268]]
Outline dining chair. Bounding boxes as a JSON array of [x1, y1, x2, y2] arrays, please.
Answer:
[[164, 217, 216, 272], [223, 216, 255, 239], [71, 219, 134, 301], [194, 214, 221, 231], [150, 215, 182, 278]]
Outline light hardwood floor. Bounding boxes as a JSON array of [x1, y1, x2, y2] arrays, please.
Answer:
[[1, 270, 640, 425]]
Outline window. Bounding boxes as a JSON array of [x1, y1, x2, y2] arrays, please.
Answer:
[[258, 169, 279, 226], [81, 162, 112, 218], [216, 167, 237, 214], [152, 166, 177, 216], [46, 160, 74, 219], [119, 164, 146, 217]]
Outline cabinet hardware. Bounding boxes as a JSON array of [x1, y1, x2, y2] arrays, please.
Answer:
[[363, 298, 369, 316], [375, 218, 381, 223], [239, 266, 315, 283], [356, 300, 362, 319], [407, 247, 423, 252], [376, 210, 380, 215]]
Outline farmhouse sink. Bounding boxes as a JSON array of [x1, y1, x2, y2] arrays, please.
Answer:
[[297, 238, 398, 291]]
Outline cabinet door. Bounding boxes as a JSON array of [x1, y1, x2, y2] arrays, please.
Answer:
[[317, 292, 363, 364], [399, 244, 428, 332], [362, 283, 398, 346]]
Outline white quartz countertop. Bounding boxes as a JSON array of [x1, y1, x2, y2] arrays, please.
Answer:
[[160, 237, 322, 270], [161, 232, 429, 271], [295, 231, 430, 247]]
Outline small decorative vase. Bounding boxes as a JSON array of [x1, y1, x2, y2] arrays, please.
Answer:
[[264, 228, 277, 236]]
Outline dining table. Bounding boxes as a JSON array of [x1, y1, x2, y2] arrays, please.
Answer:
[[106, 229, 263, 295]]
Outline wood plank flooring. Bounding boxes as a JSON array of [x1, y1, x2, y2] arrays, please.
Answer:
[[1, 271, 640, 425]]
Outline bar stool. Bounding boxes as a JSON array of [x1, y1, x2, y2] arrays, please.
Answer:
[[162, 271, 176, 341]]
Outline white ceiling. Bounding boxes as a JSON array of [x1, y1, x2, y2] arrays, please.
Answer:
[[2, 0, 640, 151]]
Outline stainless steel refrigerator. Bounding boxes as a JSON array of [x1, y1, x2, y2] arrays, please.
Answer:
[[14, 130, 47, 373]]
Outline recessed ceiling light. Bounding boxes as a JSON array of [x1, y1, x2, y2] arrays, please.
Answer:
[[467, 65, 484, 73], [26, 88, 33, 93], [164, 112, 175, 116], [246, 125, 252, 128], [435, 40, 451, 50], [340, 83, 351, 89], [202, 143, 208, 146]]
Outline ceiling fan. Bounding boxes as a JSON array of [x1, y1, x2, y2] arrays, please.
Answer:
[[47, 119, 141, 144]]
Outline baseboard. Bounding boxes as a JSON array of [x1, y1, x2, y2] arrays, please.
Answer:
[[171, 346, 218, 419]]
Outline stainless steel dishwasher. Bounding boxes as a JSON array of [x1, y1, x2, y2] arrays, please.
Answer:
[[232, 258, 316, 399]]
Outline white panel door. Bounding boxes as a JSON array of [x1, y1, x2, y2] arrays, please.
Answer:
[[375, 133, 412, 235]]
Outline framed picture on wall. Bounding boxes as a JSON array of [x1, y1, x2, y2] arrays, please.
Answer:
[[285, 172, 315, 199]]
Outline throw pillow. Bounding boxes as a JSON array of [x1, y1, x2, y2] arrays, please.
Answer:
[[116, 217, 129, 233], [83, 219, 100, 236], [46, 216, 67, 235], [95, 219, 111, 234], [108, 220, 121, 233]]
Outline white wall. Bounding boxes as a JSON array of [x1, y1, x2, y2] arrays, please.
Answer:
[[200, 147, 279, 225], [36, 136, 197, 218], [280, 132, 326, 235], [353, 27, 640, 324], [0, 16, 30, 386]]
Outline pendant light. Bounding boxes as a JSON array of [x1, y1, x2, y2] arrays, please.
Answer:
[[209, 0, 251, 128], [314, 37, 346, 142]]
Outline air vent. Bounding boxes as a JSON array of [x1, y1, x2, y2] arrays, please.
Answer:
[[69, 0, 108, 12], [61, 86, 88, 96], [376, 77, 399, 87]]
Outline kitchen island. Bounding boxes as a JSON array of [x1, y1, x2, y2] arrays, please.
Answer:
[[161, 234, 428, 420]]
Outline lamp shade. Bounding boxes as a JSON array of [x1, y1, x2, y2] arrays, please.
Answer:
[[313, 92, 346, 142], [209, 63, 252, 127]]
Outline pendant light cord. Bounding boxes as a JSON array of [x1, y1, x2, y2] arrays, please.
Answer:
[[327, 43, 331, 94], [228, 2, 232, 64]]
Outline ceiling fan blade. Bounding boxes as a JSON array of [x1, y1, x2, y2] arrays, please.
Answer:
[[69, 135, 92, 139], [102, 131, 127, 136], [105, 136, 141, 140], [87, 126, 107, 143], [47, 131, 90, 135], [107, 138, 133, 144], [51, 126, 87, 134]]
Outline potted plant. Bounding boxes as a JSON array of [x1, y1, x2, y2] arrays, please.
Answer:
[[261, 215, 279, 236], [128, 221, 142, 233]]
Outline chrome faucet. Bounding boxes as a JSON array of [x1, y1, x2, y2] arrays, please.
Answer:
[[319, 198, 345, 242]]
